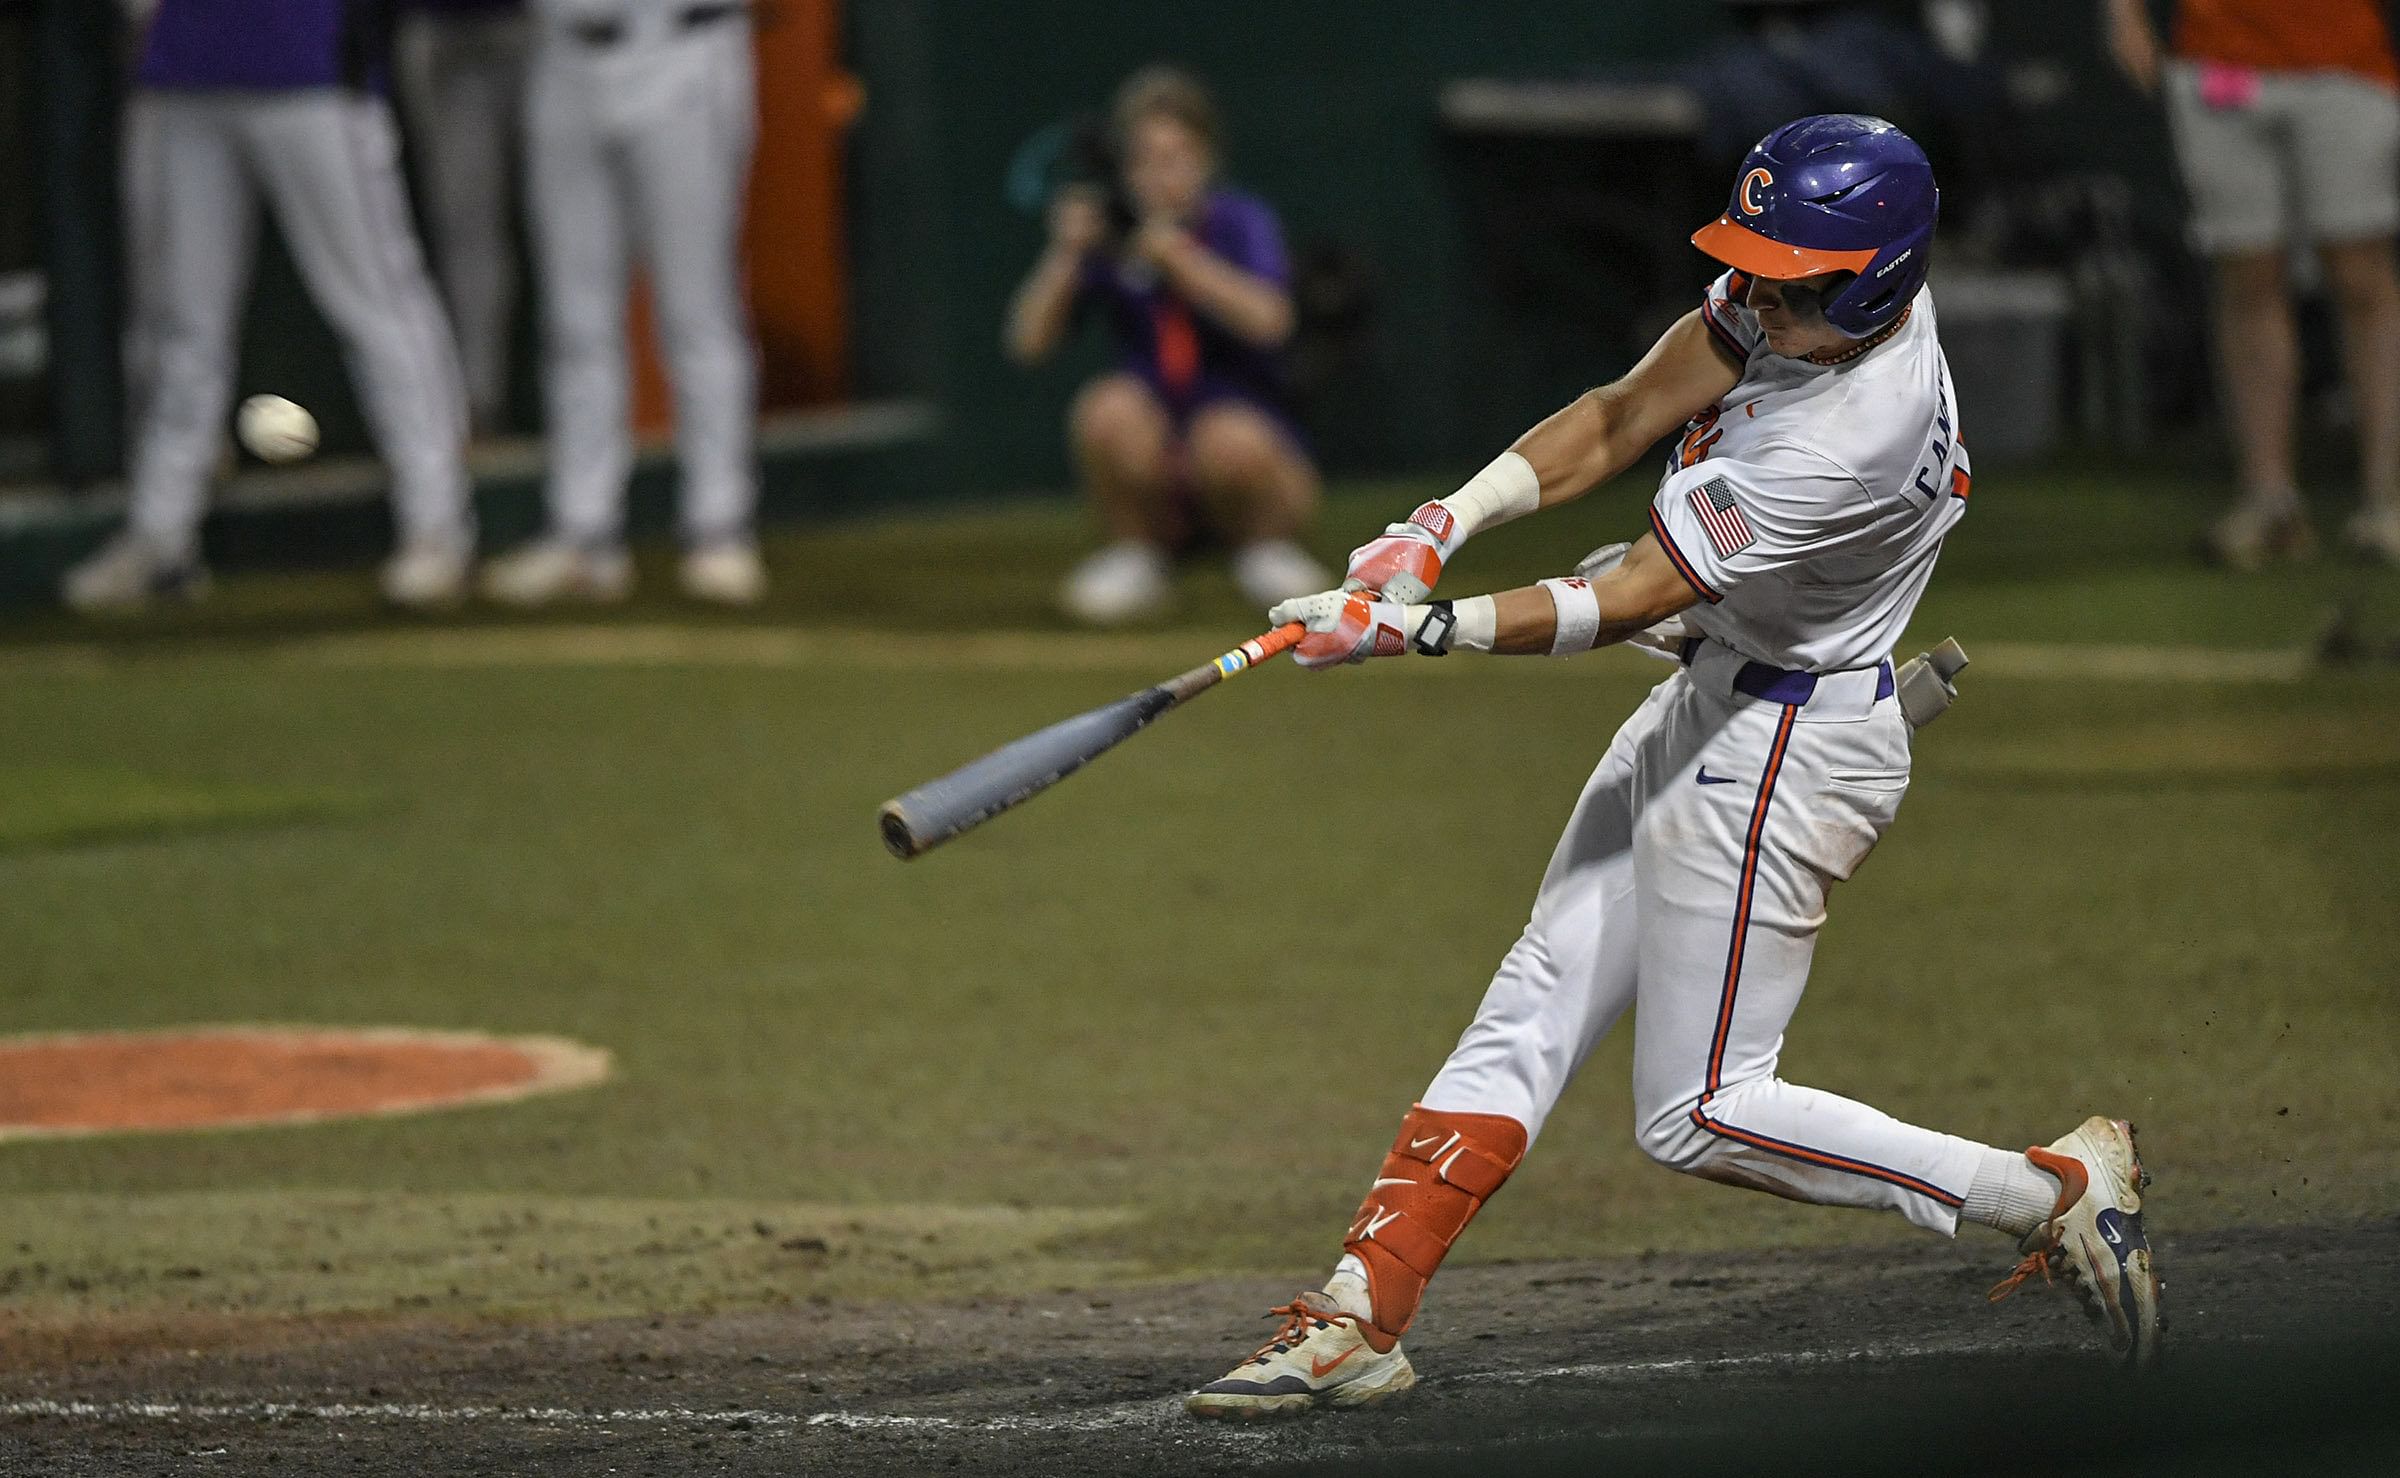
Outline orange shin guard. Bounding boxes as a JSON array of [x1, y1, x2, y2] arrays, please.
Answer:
[[1344, 1105, 1528, 1338]]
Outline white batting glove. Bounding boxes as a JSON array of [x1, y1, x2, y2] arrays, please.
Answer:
[[1269, 588, 1413, 669]]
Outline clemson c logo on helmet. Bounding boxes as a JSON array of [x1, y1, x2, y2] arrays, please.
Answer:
[[1738, 168, 1774, 216]]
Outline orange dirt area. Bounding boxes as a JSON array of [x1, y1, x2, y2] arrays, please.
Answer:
[[0, 1027, 611, 1139]]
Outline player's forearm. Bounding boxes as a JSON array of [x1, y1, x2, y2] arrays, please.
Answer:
[[1486, 586, 1565, 654], [1506, 393, 1637, 510], [1415, 536, 1701, 656], [1511, 314, 1742, 506], [1005, 251, 1083, 364]]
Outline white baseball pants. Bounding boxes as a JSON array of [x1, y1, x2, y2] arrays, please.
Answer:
[[120, 91, 473, 561], [1422, 644, 1989, 1234], [525, 12, 759, 548], [396, 6, 531, 429]]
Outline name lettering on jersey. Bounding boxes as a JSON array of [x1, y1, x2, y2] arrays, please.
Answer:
[[1678, 405, 1725, 470], [1911, 381, 1971, 505], [1689, 477, 1758, 558]]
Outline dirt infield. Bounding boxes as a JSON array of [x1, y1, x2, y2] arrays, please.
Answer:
[[0, 1028, 611, 1140], [3, 1219, 2393, 1476]]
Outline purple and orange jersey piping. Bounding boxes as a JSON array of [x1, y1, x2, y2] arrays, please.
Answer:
[[1648, 507, 1724, 604]]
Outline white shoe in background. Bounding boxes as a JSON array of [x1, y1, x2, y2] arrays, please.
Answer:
[[1058, 541, 1172, 626], [1231, 539, 1333, 608], [60, 532, 210, 614], [678, 543, 768, 606], [380, 539, 473, 609], [2344, 504, 2400, 565], [2204, 501, 2314, 571], [479, 539, 633, 607]]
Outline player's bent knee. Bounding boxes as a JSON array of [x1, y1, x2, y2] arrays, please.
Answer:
[[1633, 1106, 1716, 1172]]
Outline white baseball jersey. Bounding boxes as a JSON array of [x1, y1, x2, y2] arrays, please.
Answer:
[[1402, 275, 1998, 1249], [1646, 271, 1971, 674]]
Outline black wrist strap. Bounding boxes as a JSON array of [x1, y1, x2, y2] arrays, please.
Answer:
[[1411, 600, 1457, 657]]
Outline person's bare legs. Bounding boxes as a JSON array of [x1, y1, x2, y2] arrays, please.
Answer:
[[1184, 402, 1329, 604], [2321, 235, 2400, 557], [1060, 373, 1180, 623], [2207, 248, 2314, 567], [1183, 402, 1318, 541], [1069, 372, 1180, 544]]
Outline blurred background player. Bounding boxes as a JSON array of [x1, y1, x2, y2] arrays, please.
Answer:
[[394, 0, 529, 438], [480, 0, 766, 607], [65, 0, 476, 612], [1006, 66, 1330, 626], [2105, 0, 2400, 568]]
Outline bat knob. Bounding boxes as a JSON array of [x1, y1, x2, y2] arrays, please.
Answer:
[[878, 804, 924, 860]]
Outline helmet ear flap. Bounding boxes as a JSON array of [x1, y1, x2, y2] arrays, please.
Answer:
[[1825, 219, 1934, 336]]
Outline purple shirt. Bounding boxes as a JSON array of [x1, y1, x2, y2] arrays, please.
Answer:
[[136, 0, 383, 91], [1077, 188, 1294, 417]]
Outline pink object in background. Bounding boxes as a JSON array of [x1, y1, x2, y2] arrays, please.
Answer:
[[2197, 60, 2264, 110]]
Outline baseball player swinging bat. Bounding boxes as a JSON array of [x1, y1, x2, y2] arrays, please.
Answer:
[[878, 622, 1306, 859]]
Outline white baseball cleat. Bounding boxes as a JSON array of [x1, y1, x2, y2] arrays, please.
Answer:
[[479, 539, 634, 607], [1989, 1115, 2164, 1369], [380, 539, 472, 609], [1058, 541, 1171, 626], [61, 532, 210, 613], [1230, 539, 1333, 608], [1184, 1291, 1415, 1420], [678, 543, 768, 606]]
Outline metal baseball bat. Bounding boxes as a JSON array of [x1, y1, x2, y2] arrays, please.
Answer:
[[879, 622, 1306, 860]]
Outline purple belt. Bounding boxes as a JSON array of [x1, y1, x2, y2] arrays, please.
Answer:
[[1680, 638, 1895, 706]]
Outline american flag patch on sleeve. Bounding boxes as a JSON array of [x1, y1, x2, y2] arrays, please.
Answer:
[[1688, 477, 1757, 558]]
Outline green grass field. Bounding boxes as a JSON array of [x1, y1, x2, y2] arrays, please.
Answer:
[[1, 468, 2394, 1327]]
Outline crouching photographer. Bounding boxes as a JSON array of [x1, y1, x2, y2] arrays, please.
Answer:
[[1007, 66, 1328, 625]]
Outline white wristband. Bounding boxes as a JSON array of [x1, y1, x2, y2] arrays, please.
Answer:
[[1539, 577, 1603, 656], [1403, 596, 1496, 654], [1442, 451, 1542, 540]]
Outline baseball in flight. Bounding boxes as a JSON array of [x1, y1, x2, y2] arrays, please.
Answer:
[[236, 394, 319, 463]]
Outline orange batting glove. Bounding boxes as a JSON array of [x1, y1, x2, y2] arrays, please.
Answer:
[[1343, 500, 1466, 606], [1269, 588, 1413, 669]]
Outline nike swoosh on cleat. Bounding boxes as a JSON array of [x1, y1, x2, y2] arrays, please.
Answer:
[[1696, 767, 1738, 785], [1311, 1347, 1359, 1379]]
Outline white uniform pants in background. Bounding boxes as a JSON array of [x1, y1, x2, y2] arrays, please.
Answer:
[[121, 92, 473, 562], [1422, 645, 1988, 1235], [525, 11, 759, 549], [396, 7, 531, 431]]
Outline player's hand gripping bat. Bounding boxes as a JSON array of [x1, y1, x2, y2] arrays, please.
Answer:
[[878, 623, 1305, 859]]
